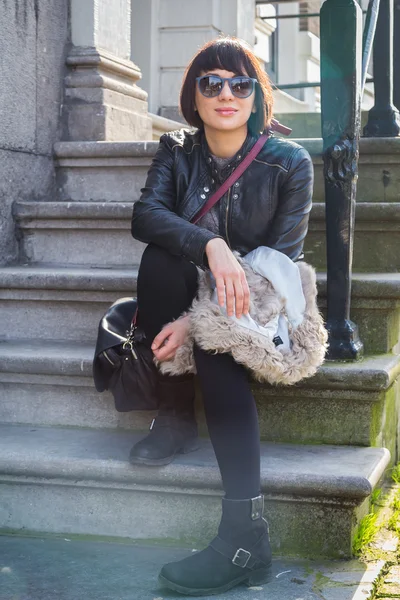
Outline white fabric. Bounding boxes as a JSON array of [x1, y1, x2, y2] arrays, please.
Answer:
[[208, 247, 306, 352], [244, 246, 306, 328]]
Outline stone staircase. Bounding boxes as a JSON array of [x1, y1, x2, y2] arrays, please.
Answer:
[[0, 135, 399, 559]]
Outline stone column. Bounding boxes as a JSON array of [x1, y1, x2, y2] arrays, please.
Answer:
[[63, 0, 152, 141]]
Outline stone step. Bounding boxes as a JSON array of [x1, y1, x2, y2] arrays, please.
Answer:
[[54, 137, 400, 204], [0, 423, 390, 558], [0, 340, 398, 456], [0, 266, 398, 353], [13, 200, 400, 272], [305, 202, 400, 272], [0, 265, 137, 343], [13, 201, 143, 267]]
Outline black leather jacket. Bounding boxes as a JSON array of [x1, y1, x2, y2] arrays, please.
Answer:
[[131, 127, 313, 268]]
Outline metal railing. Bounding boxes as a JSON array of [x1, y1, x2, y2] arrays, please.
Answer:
[[258, 0, 400, 360], [320, 0, 400, 360]]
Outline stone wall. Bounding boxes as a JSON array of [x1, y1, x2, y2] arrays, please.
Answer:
[[0, 0, 69, 265]]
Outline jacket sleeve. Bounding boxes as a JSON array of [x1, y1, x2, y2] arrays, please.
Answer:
[[266, 146, 313, 261], [131, 135, 222, 267]]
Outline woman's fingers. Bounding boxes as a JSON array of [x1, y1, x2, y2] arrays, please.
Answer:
[[215, 276, 226, 308], [154, 338, 177, 362], [233, 277, 245, 319], [241, 273, 250, 316], [151, 327, 171, 350], [225, 280, 235, 317]]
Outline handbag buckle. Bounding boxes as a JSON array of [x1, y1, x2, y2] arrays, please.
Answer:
[[122, 340, 138, 360]]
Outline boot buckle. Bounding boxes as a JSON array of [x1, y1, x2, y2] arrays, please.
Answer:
[[232, 548, 251, 568]]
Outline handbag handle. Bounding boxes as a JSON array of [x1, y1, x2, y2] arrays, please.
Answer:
[[190, 130, 271, 224]]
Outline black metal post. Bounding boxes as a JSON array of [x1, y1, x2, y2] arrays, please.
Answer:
[[394, 0, 400, 111], [320, 0, 364, 360], [364, 0, 400, 136]]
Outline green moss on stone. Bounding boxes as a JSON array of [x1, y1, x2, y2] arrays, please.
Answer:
[[370, 385, 397, 464]]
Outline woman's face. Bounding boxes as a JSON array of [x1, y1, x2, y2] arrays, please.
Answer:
[[194, 68, 256, 133]]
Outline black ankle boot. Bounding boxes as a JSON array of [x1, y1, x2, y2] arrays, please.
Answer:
[[129, 378, 199, 466], [158, 494, 272, 596]]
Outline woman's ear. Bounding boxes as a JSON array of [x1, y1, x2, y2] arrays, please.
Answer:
[[251, 104, 257, 114]]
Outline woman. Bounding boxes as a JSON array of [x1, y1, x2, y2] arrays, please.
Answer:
[[130, 36, 313, 596]]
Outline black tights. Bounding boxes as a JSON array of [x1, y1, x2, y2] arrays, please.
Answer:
[[136, 244, 261, 500]]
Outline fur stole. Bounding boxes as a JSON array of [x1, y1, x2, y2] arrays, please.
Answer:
[[155, 255, 328, 386]]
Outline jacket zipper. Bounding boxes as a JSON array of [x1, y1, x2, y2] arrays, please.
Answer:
[[225, 187, 232, 249]]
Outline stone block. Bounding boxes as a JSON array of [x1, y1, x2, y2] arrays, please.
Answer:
[[54, 142, 154, 202], [305, 203, 400, 272], [13, 201, 143, 266], [300, 138, 400, 204], [35, 0, 69, 154], [0, 151, 55, 266], [0, 0, 37, 152], [0, 266, 137, 343], [384, 565, 400, 583], [379, 582, 400, 595], [317, 273, 400, 354]]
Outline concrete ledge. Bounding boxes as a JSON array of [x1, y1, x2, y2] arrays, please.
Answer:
[[311, 202, 400, 226], [0, 266, 398, 351], [53, 137, 400, 203], [0, 265, 399, 298], [317, 272, 400, 300], [0, 425, 388, 500], [14, 201, 135, 220], [54, 137, 400, 160], [0, 266, 137, 291], [54, 141, 158, 159], [0, 341, 398, 451], [13, 201, 400, 272], [15, 200, 400, 224], [1, 340, 399, 392], [0, 424, 391, 558], [296, 137, 400, 159]]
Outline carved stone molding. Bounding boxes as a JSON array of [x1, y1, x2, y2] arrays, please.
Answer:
[[63, 47, 152, 142]]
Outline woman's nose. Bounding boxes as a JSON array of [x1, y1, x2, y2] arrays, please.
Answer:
[[219, 80, 234, 101]]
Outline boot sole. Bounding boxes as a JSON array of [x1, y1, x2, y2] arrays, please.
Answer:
[[129, 438, 200, 467], [158, 564, 273, 596]]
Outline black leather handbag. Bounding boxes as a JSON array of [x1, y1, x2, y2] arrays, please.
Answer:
[[93, 297, 159, 411]]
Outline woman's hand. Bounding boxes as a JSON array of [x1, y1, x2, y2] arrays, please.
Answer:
[[151, 315, 190, 362], [205, 238, 250, 319]]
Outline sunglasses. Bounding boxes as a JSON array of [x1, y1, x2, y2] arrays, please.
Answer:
[[196, 75, 257, 99]]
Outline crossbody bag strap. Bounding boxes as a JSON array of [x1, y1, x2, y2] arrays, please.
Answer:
[[191, 130, 271, 225]]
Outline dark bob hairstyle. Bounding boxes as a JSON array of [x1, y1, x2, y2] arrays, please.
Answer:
[[180, 36, 274, 135]]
